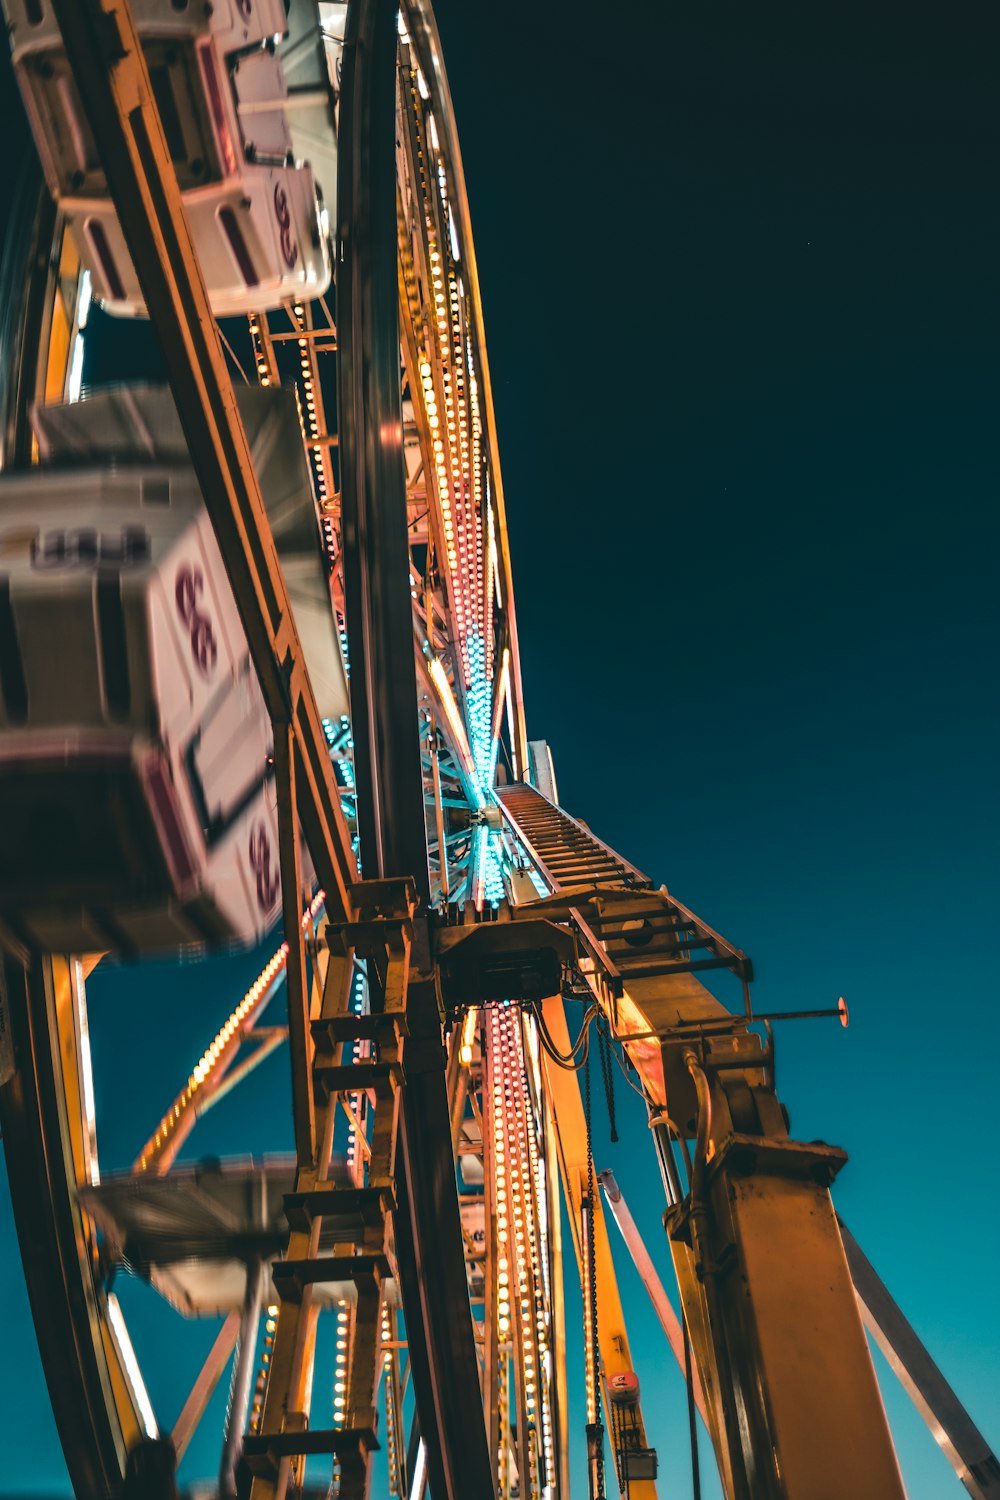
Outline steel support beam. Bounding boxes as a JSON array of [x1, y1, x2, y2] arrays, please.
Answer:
[[841, 1222, 1000, 1500], [219, 1260, 265, 1499], [392, 975, 496, 1499], [275, 724, 316, 1166], [171, 1312, 241, 1465], [338, 0, 429, 899], [599, 1169, 708, 1428], [539, 997, 661, 1500], [336, 4, 493, 1494]]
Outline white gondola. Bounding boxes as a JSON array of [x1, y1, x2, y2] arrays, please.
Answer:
[[0, 385, 348, 954], [3, 0, 334, 315]]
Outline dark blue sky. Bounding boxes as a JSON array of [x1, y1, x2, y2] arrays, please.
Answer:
[[2, 0, 999, 1494]]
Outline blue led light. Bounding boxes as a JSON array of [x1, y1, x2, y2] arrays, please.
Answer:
[[483, 835, 506, 905], [466, 632, 493, 790], [325, 713, 357, 794]]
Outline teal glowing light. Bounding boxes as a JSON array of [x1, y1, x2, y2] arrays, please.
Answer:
[[466, 632, 493, 791], [483, 832, 506, 905]]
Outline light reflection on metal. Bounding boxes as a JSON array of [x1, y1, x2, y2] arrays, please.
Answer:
[[411, 1438, 428, 1498], [459, 1005, 478, 1068], [427, 652, 484, 805], [70, 958, 100, 1186], [106, 1294, 158, 1439], [489, 645, 510, 789], [67, 270, 91, 402]]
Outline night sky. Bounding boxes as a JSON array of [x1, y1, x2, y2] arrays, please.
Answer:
[[2, 1, 999, 1496]]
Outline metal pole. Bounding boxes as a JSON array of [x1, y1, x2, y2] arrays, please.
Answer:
[[598, 1170, 708, 1426], [171, 1311, 241, 1464], [430, 728, 450, 898], [337, 0, 429, 900], [219, 1259, 265, 1499], [840, 1221, 1000, 1500]]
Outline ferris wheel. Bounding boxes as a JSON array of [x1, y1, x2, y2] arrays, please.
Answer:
[[0, 1, 573, 1495], [1, 4, 996, 1500]]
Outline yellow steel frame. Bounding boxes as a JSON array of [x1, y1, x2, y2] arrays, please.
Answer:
[[583, 931, 906, 1500], [540, 997, 660, 1500]]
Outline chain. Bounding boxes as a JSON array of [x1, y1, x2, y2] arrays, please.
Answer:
[[611, 1402, 632, 1500], [597, 1018, 618, 1143]]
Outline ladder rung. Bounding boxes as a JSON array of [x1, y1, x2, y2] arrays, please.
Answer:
[[602, 930, 695, 954], [608, 934, 708, 960], [595, 900, 683, 918], [615, 955, 737, 981], [546, 859, 620, 874], [544, 860, 602, 870]]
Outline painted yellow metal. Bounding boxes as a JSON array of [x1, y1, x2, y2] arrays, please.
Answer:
[[49, 957, 147, 1459], [248, 893, 409, 1500], [274, 722, 317, 1168], [540, 995, 660, 1500], [711, 1161, 906, 1499], [586, 961, 907, 1500], [42, 229, 78, 404], [546, 1104, 572, 1500], [248, 923, 346, 1499]]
